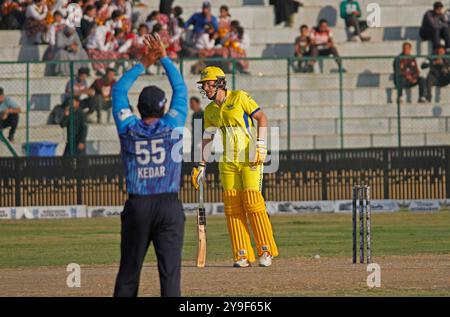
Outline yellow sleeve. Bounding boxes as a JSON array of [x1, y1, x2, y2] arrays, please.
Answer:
[[239, 91, 261, 117]]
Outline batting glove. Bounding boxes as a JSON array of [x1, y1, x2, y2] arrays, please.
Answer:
[[253, 138, 267, 165], [191, 162, 206, 190]]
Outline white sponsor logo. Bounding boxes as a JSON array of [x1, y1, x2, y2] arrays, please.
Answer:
[[118, 109, 133, 121], [168, 109, 179, 118]]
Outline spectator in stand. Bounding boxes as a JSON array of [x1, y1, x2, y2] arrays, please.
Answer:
[[95, 0, 112, 26], [293, 24, 313, 73], [43, 10, 67, 75], [49, 0, 69, 17], [53, 25, 89, 76], [309, 19, 344, 72], [64, 0, 83, 38], [47, 10, 65, 47], [145, 10, 160, 32], [159, 0, 173, 16], [128, 23, 149, 60], [170, 5, 184, 28], [184, 1, 218, 42], [218, 5, 231, 43], [63, 67, 90, 103], [24, 0, 49, 44], [80, 4, 97, 42], [110, 0, 132, 21], [420, 1, 449, 51], [339, 0, 370, 42], [269, 0, 302, 27], [85, 68, 116, 123], [0, 0, 25, 29], [85, 24, 125, 75], [393, 42, 427, 104], [60, 96, 88, 156], [191, 22, 227, 74], [0, 87, 21, 142], [224, 20, 250, 73], [105, 9, 130, 34], [422, 45, 450, 102], [168, 6, 183, 54]]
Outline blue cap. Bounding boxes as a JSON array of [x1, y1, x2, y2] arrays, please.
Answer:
[[137, 86, 167, 118]]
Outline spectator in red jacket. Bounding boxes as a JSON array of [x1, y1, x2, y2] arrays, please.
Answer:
[[309, 19, 344, 71], [393, 42, 427, 104]]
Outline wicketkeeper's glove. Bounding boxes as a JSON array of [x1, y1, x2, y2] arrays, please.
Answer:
[[253, 138, 267, 165], [191, 162, 206, 190]]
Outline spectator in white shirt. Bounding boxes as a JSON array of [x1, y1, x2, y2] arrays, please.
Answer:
[[24, 0, 49, 44]]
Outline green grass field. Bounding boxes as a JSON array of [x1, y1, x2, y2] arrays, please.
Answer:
[[0, 211, 449, 268]]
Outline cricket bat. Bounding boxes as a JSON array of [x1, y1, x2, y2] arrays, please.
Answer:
[[196, 180, 207, 268]]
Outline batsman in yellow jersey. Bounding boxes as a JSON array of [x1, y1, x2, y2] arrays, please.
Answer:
[[191, 66, 278, 267]]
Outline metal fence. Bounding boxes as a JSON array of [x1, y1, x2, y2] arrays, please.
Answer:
[[0, 55, 449, 157], [0, 146, 448, 206]]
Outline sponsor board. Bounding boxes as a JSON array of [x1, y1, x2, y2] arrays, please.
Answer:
[[183, 203, 215, 215], [402, 200, 440, 212], [212, 203, 225, 215], [87, 206, 124, 218], [23, 206, 86, 219], [4, 199, 448, 220], [276, 201, 335, 213], [335, 200, 400, 213], [0, 207, 25, 220]]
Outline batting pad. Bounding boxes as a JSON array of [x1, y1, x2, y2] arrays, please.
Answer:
[[241, 190, 279, 257], [223, 189, 256, 262]]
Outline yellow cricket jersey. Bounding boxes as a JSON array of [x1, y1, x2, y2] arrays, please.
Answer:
[[203, 90, 261, 162]]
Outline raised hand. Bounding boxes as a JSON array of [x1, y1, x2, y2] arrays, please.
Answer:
[[140, 34, 164, 68], [144, 33, 167, 58]]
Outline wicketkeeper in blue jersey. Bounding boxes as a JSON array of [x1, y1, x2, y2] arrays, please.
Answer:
[[112, 34, 188, 297]]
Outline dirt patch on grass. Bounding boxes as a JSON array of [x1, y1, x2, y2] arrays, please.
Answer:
[[1, 255, 449, 296]]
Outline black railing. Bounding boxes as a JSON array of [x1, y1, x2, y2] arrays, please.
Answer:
[[1, 146, 449, 207]]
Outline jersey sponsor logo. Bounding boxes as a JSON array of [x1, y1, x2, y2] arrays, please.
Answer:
[[118, 108, 133, 121], [168, 109, 179, 118]]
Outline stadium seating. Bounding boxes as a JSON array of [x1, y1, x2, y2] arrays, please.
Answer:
[[1, 0, 449, 156]]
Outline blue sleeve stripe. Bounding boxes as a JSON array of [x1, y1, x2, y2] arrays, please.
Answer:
[[243, 112, 250, 130], [250, 108, 261, 117]]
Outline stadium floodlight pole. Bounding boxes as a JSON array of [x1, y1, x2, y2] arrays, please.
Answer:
[[395, 57, 402, 148], [287, 57, 291, 151], [26, 62, 30, 156], [339, 57, 344, 149], [69, 61, 75, 157]]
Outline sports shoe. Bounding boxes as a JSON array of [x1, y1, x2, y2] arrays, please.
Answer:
[[418, 97, 427, 103], [258, 252, 273, 267], [233, 258, 250, 268]]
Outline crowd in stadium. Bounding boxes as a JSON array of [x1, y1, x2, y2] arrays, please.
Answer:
[[0, 0, 252, 76], [2, 0, 450, 151]]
